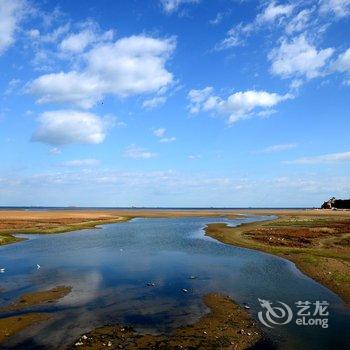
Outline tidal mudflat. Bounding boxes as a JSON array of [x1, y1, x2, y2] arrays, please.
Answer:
[[205, 210, 350, 304], [0, 214, 349, 349]]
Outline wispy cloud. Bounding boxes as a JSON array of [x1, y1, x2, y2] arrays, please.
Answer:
[[153, 128, 166, 138], [49, 147, 61, 155], [0, 0, 29, 55], [159, 137, 176, 143], [123, 145, 156, 159], [216, 1, 294, 50], [153, 128, 176, 143], [160, 0, 200, 14], [188, 154, 201, 160], [209, 10, 231, 25], [142, 96, 166, 109], [4, 78, 21, 96], [256, 143, 298, 154], [2, 169, 350, 207], [62, 159, 100, 167], [286, 151, 350, 164], [319, 0, 350, 18]]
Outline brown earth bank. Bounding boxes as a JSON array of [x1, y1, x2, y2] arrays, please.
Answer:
[[0, 209, 242, 246], [71, 293, 262, 350], [0, 286, 71, 312], [205, 210, 350, 304], [0, 286, 71, 344], [0, 314, 50, 344]]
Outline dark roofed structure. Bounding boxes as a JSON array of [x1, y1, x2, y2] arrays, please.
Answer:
[[321, 197, 350, 210]]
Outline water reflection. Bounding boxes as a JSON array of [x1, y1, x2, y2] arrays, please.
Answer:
[[0, 216, 349, 349]]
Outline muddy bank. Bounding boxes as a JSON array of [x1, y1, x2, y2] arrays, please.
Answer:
[[0, 314, 50, 344], [0, 286, 71, 312], [72, 293, 262, 350], [0, 210, 131, 245], [0, 286, 72, 345], [205, 214, 350, 304]]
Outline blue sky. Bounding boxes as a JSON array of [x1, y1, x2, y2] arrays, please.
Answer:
[[0, 0, 350, 207]]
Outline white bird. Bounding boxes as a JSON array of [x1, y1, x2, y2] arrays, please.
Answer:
[[0, 268, 5, 273], [36, 264, 41, 270]]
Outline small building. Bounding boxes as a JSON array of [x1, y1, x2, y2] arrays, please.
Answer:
[[321, 197, 350, 209]]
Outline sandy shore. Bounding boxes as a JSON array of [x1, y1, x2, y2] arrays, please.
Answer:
[[205, 210, 350, 304]]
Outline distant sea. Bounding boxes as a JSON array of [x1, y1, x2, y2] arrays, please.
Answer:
[[0, 206, 312, 211]]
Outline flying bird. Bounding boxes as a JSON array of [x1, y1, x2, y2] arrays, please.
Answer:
[[37, 264, 41, 269], [0, 268, 5, 273]]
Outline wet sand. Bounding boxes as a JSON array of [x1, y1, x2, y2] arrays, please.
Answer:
[[71, 293, 262, 350], [0, 286, 72, 312], [0, 314, 50, 344], [0, 286, 71, 344]]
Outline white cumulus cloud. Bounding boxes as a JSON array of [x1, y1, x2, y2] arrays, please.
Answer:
[[188, 87, 292, 124], [27, 35, 176, 108], [32, 110, 109, 146], [59, 28, 113, 53], [269, 35, 334, 79], [27, 71, 103, 109]]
